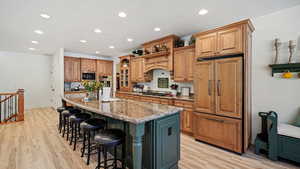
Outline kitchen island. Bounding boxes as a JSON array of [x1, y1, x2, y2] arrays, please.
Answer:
[[62, 96, 182, 169]]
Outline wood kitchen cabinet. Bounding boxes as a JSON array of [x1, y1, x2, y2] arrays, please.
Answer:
[[81, 58, 96, 73], [174, 46, 195, 82], [194, 60, 214, 114], [174, 100, 194, 135], [193, 112, 242, 153], [195, 33, 217, 58], [181, 109, 193, 135], [193, 19, 254, 153], [218, 26, 243, 55], [194, 57, 242, 118], [195, 25, 243, 58], [215, 57, 242, 118], [64, 57, 81, 82], [131, 57, 144, 82], [97, 60, 113, 76], [119, 55, 133, 92]]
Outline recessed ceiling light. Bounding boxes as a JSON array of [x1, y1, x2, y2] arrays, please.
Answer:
[[96, 51, 100, 54], [118, 12, 127, 18], [109, 46, 115, 49], [31, 41, 39, 44], [40, 13, 51, 19], [94, 28, 102, 33], [28, 48, 36, 51], [154, 27, 161, 32], [198, 9, 208, 15], [34, 30, 44, 35], [127, 38, 133, 42], [80, 40, 87, 43]]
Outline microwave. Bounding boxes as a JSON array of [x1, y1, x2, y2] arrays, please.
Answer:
[[82, 73, 96, 80]]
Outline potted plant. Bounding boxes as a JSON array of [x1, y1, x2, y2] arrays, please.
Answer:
[[82, 80, 103, 101]]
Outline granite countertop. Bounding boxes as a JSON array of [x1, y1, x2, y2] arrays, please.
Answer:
[[62, 96, 183, 124], [116, 91, 194, 101]]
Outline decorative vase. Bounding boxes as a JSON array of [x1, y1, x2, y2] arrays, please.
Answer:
[[84, 91, 95, 102]]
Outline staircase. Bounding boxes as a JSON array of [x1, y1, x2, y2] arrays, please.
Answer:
[[0, 89, 24, 124]]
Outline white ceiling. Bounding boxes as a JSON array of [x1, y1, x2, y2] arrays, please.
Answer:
[[1, 0, 300, 57]]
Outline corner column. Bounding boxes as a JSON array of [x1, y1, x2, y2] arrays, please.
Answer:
[[129, 123, 145, 169]]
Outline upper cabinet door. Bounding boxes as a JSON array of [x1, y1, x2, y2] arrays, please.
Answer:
[[217, 26, 243, 55], [196, 33, 217, 58], [137, 58, 145, 81], [81, 58, 96, 73], [105, 61, 113, 76], [97, 60, 113, 76], [186, 48, 195, 81], [130, 59, 138, 82], [174, 50, 186, 82], [214, 57, 242, 118], [64, 57, 81, 82], [194, 61, 214, 114]]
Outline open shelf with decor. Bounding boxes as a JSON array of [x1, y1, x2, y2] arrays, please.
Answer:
[[269, 63, 300, 76]]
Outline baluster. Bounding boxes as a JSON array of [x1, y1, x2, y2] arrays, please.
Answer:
[[15, 95, 17, 121], [4, 96, 7, 121], [0, 95, 2, 122]]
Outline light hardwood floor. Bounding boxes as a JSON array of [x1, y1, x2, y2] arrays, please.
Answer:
[[0, 108, 299, 169]]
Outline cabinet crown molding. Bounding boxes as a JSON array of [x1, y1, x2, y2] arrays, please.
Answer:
[[193, 19, 254, 37]]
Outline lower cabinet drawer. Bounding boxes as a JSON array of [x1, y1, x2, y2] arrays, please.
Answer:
[[193, 112, 242, 153]]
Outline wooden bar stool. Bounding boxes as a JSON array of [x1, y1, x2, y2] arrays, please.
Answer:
[[56, 106, 73, 133], [80, 118, 107, 165], [94, 129, 126, 169], [61, 108, 81, 141], [69, 112, 92, 151]]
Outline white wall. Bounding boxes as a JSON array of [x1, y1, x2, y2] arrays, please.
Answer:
[[0, 51, 52, 109], [50, 48, 65, 108], [251, 5, 300, 141]]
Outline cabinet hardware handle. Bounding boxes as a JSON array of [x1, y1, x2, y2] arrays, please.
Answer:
[[208, 80, 212, 96], [217, 80, 221, 96], [205, 118, 224, 123]]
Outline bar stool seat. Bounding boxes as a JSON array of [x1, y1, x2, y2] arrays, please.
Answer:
[[80, 118, 107, 165], [94, 129, 124, 147]]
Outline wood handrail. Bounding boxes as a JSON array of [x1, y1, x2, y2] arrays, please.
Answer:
[[0, 95, 15, 103], [0, 92, 17, 96], [0, 89, 24, 124]]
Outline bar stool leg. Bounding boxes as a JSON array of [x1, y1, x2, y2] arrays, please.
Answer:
[[59, 113, 62, 133], [104, 147, 107, 169], [81, 131, 86, 157], [67, 119, 70, 141], [70, 122, 74, 145], [73, 123, 78, 151], [87, 131, 91, 165], [114, 146, 117, 169], [122, 143, 126, 169], [62, 117, 66, 137], [97, 146, 101, 169]]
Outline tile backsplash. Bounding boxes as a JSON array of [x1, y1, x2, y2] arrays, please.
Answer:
[[138, 69, 194, 93]]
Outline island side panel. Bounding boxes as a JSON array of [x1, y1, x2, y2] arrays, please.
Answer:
[[155, 113, 180, 169]]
